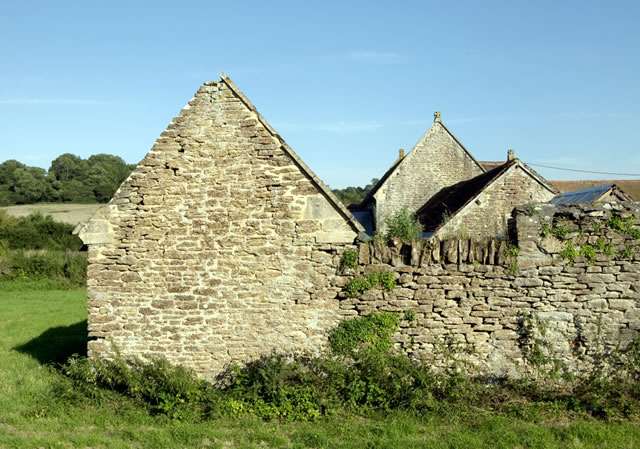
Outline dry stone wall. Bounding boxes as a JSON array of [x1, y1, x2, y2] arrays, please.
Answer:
[[340, 202, 640, 377]]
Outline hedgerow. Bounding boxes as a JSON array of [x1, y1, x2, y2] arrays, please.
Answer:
[[57, 311, 640, 422]]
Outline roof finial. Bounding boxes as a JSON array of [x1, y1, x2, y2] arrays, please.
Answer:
[[434, 111, 441, 123], [507, 149, 515, 161]]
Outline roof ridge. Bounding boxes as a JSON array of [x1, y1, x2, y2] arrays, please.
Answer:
[[359, 118, 483, 208], [219, 74, 364, 234], [416, 160, 516, 234], [514, 159, 558, 194], [358, 154, 405, 207]]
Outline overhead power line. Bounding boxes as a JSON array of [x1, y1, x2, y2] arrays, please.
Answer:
[[525, 162, 640, 177]]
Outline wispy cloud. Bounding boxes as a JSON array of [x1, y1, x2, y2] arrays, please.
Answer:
[[345, 51, 406, 64], [274, 120, 383, 133], [0, 98, 109, 105]]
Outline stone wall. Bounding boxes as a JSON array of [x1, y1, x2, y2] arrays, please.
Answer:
[[435, 163, 555, 240], [77, 77, 361, 379], [372, 118, 483, 230], [77, 78, 640, 381], [340, 202, 640, 376]]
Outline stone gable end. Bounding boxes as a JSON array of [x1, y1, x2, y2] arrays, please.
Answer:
[[436, 164, 556, 239], [374, 121, 484, 228], [77, 77, 359, 378]]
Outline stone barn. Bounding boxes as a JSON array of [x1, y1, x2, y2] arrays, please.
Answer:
[[76, 75, 363, 379], [416, 156, 557, 240], [358, 111, 486, 231]]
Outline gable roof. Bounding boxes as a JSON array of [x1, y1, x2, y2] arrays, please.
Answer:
[[358, 152, 405, 207], [416, 161, 514, 232], [550, 184, 633, 205], [415, 159, 557, 233], [359, 115, 486, 208], [219, 74, 364, 233], [478, 161, 503, 172]]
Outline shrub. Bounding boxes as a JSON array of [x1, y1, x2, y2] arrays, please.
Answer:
[[57, 312, 640, 422], [384, 207, 423, 242], [328, 312, 400, 357], [0, 211, 83, 251], [4, 249, 87, 286], [63, 355, 214, 420]]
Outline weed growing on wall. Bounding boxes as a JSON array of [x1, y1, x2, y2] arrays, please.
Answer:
[[344, 271, 395, 298], [328, 312, 400, 357], [503, 242, 519, 274], [579, 244, 596, 265], [619, 244, 636, 260], [384, 207, 423, 242], [559, 241, 578, 265], [516, 312, 569, 384], [339, 249, 358, 273]]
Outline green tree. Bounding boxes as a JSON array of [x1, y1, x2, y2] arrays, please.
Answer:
[[0, 159, 26, 185], [49, 153, 89, 182], [13, 167, 48, 203], [332, 178, 380, 206], [87, 154, 131, 202]]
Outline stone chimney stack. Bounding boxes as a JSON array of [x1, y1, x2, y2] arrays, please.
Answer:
[[434, 111, 441, 123], [507, 149, 515, 161]]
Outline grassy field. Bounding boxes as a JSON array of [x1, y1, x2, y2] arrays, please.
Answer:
[[1, 203, 101, 225], [2, 281, 640, 448]]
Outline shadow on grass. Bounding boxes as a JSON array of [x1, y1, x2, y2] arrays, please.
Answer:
[[14, 320, 88, 365]]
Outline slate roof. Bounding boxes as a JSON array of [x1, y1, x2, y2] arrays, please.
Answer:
[[415, 159, 557, 233], [550, 180, 640, 201], [550, 184, 633, 205], [415, 161, 515, 232]]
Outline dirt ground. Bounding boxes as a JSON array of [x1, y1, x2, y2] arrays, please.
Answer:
[[1, 203, 101, 225]]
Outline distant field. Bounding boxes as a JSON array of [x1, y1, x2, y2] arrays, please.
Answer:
[[1, 203, 101, 225]]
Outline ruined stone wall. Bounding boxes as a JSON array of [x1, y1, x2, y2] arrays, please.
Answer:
[[373, 121, 483, 230], [79, 79, 359, 379], [435, 164, 555, 240], [339, 202, 640, 376]]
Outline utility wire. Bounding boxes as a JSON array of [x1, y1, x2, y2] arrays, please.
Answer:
[[525, 162, 640, 177]]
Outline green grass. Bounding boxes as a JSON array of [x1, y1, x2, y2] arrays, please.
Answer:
[[2, 281, 640, 448]]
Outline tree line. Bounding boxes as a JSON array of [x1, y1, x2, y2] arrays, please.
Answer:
[[0, 152, 377, 207], [331, 178, 379, 206], [0, 154, 136, 206]]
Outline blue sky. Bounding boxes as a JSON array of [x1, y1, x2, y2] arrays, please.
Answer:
[[1, 0, 639, 188]]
